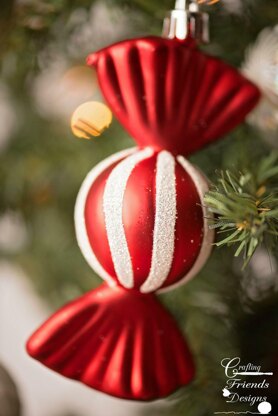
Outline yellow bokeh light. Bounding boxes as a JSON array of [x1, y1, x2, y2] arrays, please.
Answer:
[[197, 0, 220, 4], [71, 101, 113, 140]]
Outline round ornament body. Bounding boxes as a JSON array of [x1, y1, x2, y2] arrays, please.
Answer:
[[75, 147, 214, 293]]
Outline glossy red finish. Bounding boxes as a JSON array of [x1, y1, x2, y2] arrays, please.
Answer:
[[27, 284, 195, 401], [88, 36, 261, 156], [85, 151, 203, 290]]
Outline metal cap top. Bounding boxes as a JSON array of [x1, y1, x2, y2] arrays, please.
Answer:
[[162, 0, 209, 43]]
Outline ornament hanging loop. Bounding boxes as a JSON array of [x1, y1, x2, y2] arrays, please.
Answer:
[[162, 0, 209, 43]]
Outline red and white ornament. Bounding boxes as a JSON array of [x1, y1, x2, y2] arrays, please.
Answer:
[[26, 2, 261, 402], [75, 148, 213, 293]]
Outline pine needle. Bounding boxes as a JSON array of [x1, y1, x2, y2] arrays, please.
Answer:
[[204, 151, 278, 268]]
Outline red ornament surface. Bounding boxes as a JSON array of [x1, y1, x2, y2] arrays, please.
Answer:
[[27, 284, 195, 401], [88, 36, 261, 156]]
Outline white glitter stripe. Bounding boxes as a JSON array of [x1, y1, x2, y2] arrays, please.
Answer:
[[103, 148, 154, 289], [158, 155, 214, 293], [75, 148, 137, 287], [140, 151, 177, 293]]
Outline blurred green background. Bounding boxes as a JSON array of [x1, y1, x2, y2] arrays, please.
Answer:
[[0, 1, 278, 415]]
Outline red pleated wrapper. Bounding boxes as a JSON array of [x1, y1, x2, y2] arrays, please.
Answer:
[[88, 36, 261, 155], [27, 284, 195, 401]]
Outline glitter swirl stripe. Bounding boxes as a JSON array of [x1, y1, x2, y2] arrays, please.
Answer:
[[157, 155, 214, 291], [140, 151, 177, 293], [103, 148, 154, 289], [75, 148, 136, 288]]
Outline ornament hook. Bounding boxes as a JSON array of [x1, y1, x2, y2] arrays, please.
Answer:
[[163, 0, 209, 43], [175, 0, 186, 9]]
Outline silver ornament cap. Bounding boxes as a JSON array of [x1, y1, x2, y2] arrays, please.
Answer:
[[162, 0, 209, 43]]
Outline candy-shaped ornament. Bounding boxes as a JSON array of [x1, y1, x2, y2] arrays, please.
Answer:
[[26, 0, 261, 402]]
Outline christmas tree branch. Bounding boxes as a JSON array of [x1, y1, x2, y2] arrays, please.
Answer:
[[204, 152, 278, 267]]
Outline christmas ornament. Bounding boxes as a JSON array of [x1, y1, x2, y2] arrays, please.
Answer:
[[242, 26, 278, 139], [71, 101, 113, 139], [26, 0, 260, 401]]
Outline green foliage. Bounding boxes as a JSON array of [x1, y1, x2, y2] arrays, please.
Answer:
[[204, 152, 278, 267], [0, 1, 278, 416]]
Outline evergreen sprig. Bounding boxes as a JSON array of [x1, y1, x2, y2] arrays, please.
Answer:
[[204, 152, 278, 267]]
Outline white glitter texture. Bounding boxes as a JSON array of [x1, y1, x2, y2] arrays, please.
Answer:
[[140, 151, 177, 293], [157, 155, 214, 293], [103, 147, 154, 289], [74, 148, 136, 287]]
